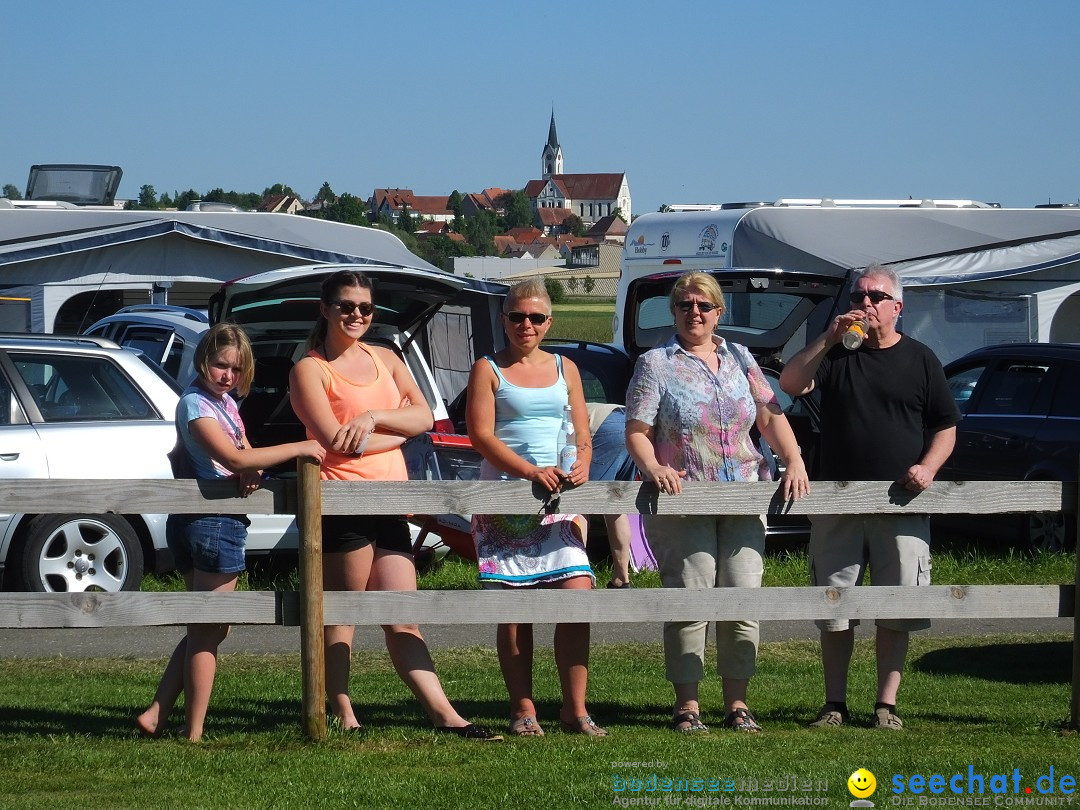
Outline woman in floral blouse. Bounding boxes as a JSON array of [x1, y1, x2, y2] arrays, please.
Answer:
[[625, 271, 809, 734]]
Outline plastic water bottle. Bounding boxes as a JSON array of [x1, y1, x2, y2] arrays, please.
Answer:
[[557, 404, 577, 474], [842, 318, 868, 350]]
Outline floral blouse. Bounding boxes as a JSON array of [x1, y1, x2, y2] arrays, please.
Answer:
[[625, 335, 776, 482]]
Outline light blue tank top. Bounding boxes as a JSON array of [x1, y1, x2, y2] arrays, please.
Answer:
[[479, 354, 568, 481]]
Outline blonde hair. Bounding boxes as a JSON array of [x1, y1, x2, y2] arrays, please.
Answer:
[[504, 278, 551, 313], [670, 272, 725, 316], [195, 323, 255, 397]]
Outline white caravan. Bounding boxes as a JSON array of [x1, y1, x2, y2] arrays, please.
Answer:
[[616, 201, 1080, 365]]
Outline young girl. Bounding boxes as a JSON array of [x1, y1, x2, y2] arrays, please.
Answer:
[[137, 323, 325, 741]]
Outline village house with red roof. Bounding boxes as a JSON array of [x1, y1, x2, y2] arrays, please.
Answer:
[[258, 194, 305, 214], [368, 188, 453, 224], [462, 188, 512, 218]]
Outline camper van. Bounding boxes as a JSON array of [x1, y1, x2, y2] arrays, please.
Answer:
[[617, 201, 1080, 366]]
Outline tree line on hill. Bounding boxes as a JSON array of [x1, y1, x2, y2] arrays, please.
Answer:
[[120, 181, 588, 272], [1, 175, 600, 274]]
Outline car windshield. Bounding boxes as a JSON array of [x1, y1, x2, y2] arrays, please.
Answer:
[[637, 290, 809, 337], [628, 271, 843, 358]]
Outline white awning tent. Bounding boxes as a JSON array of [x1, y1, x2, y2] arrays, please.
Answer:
[[0, 208, 440, 332], [734, 207, 1080, 360], [623, 205, 1080, 363], [728, 206, 1080, 285]]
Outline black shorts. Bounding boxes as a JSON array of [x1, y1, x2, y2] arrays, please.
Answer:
[[321, 514, 413, 555]]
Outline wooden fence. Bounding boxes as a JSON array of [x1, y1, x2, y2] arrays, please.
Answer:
[[1, 463, 1077, 739]]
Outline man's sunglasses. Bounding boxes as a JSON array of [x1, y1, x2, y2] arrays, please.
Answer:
[[674, 300, 718, 314], [505, 311, 549, 325], [332, 300, 375, 317], [849, 291, 895, 305]]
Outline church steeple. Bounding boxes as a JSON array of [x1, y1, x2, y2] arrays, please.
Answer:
[[542, 109, 563, 179]]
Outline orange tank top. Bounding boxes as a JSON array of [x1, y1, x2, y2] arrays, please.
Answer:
[[305, 344, 409, 482]]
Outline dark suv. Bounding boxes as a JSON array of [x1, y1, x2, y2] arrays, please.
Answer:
[[938, 343, 1080, 551]]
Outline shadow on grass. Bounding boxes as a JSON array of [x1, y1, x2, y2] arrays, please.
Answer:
[[911, 641, 1071, 684], [0, 698, 308, 739], [0, 697, 554, 739], [0, 697, 794, 738]]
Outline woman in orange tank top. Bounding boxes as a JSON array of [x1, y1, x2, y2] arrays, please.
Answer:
[[289, 269, 500, 741]]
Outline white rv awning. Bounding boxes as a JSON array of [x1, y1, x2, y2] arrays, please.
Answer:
[[732, 207, 1080, 285], [0, 209, 439, 273]]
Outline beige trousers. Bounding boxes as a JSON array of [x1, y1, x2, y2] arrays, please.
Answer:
[[644, 513, 766, 683]]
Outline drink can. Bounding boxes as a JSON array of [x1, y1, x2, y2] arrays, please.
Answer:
[[558, 444, 577, 474]]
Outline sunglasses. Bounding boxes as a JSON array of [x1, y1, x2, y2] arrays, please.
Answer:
[[674, 300, 718, 314], [505, 311, 549, 325], [332, 300, 375, 317], [849, 290, 895, 305]]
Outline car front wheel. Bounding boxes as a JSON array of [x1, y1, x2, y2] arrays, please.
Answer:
[[1024, 511, 1076, 554], [17, 514, 144, 592]]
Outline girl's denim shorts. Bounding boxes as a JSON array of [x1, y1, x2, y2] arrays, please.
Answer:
[[167, 514, 248, 575]]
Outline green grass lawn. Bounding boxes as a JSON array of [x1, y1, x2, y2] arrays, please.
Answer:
[[140, 544, 1076, 594], [14, 544, 1076, 808], [549, 299, 616, 343], [1, 633, 1076, 809]]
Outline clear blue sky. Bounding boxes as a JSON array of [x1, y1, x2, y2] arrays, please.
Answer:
[[3, 1, 1078, 212]]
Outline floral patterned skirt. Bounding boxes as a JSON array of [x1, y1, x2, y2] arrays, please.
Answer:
[[472, 512, 593, 587]]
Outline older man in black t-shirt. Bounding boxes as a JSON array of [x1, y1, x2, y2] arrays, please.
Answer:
[[780, 264, 960, 731]]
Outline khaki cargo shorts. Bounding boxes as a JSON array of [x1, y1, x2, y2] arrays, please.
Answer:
[[808, 514, 932, 633]]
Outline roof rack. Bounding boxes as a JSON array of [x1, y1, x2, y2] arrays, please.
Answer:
[[114, 304, 210, 322], [0, 332, 120, 349], [773, 198, 996, 209], [662, 199, 998, 212], [664, 202, 773, 212]]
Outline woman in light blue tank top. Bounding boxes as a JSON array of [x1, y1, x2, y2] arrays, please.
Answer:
[[479, 353, 568, 477], [467, 279, 608, 737]]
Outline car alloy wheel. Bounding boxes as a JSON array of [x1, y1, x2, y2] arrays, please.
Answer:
[[1024, 511, 1075, 554], [18, 514, 144, 592]]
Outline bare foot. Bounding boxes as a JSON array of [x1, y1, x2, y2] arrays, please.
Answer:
[[329, 714, 363, 732], [135, 708, 164, 738]]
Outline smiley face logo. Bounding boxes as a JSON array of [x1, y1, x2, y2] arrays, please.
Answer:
[[848, 768, 877, 798]]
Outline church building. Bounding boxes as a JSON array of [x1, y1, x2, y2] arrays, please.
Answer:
[[524, 112, 631, 226]]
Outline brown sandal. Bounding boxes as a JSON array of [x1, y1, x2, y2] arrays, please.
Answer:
[[671, 710, 709, 734], [723, 708, 762, 733]]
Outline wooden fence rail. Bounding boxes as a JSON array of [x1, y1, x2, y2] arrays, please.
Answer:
[[1, 466, 1077, 737], [1, 585, 1072, 629], [0, 476, 1073, 516]]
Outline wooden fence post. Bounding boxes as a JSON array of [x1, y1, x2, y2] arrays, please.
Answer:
[[297, 458, 326, 741], [1072, 455, 1080, 730]]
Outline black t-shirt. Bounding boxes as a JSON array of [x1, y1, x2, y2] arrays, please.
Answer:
[[814, 334, 960, 482]]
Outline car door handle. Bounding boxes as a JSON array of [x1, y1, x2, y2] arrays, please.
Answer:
[[0, 453, 19, 461]]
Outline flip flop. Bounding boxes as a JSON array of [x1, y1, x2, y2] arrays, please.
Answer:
[[560, 715, 608, 736], [508, 715, 545, 736], [436, 723, 503, 741]]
